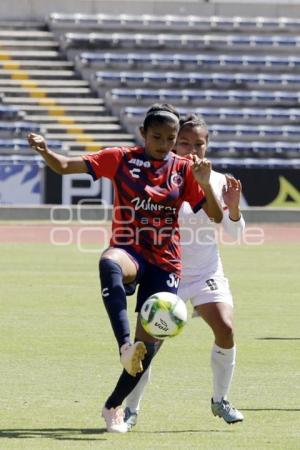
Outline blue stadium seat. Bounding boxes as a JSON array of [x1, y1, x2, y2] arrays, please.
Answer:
[[228, 35, 300, 48], [212, 158, 300, 169], [209, 124, 300, 141], [215, 73, 300, 89], [107, 88, 300, 107], [62, 31, 300, 52], [0, 138, 64, 152], [0, 105, 25, 120], [121, 106, 300, 125], [45, 13, 300, 162], [76, 51, 300, 73], [49, 13, 300, 33], [0, 122, 41, 137], [78, 51, 185, 68], [209, 141, 300, 157]]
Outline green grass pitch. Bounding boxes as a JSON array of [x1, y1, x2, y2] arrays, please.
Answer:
[[0, 239, 300, 449]]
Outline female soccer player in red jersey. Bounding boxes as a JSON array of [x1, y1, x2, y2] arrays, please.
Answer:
[[28, 104, 223, 432], [125, 114, 245, 430]]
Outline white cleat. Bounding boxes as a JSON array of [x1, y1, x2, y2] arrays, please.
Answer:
[[124, 407, 138, 431], [101, 405, 128, 433], [211, 398, 244, 424], [120, 342, 147, 377]]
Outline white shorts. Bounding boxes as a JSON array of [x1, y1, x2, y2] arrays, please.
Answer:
[[178, 274, 233, 312]]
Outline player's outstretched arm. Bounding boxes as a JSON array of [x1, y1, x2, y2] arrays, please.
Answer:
[[191, 156, 223, 223], [27, 133, 87, 175], [222, 175, 245, 237], [223, 175, 242, 221]]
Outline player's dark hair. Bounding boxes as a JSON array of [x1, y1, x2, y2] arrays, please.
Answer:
[[179, 114, 209, 137], [143, 103, 180, 131]]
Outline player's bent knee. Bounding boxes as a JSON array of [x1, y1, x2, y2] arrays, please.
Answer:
[[214, 319, 234, 344], [99, 256, 123, 277], [101, 249, 137, 281]]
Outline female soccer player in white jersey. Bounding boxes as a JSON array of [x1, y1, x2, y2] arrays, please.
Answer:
[[124, 114, 245, 428]]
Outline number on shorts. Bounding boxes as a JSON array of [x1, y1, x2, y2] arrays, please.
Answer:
[[166, 273, 180, 288], [206, 278, 218, 291]]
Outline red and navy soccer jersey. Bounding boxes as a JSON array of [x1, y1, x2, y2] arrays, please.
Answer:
[[83, 146, 206, 275]]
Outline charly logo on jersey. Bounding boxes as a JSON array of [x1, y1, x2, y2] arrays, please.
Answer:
[[129, 158, 151, 168], [170, 171, 184, 187], [102, 287, 110, 297], [129, 168, 141, 179]]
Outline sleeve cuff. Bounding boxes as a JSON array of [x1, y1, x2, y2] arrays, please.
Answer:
[[192, 197, 207, 213], [83, 158, 97, 180], [229, 214, 242, 222]]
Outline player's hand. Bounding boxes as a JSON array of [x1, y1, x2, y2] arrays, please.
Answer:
[[27, 133, 48, 153], [222, 175, 242, 209], [191, 155, 212, 187]]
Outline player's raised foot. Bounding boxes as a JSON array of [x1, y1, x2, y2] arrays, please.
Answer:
[[211, 398, 244, 424], [120, 342, 147, 376], [124, 407, 138, 431], [101, 405, 128, 433]]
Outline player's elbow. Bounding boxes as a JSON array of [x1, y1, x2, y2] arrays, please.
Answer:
[[213, 210, 223, 224], [57, 159, 74, 175], [207, 210, 223, 224], [53, 164, 68, 175], [202, 204, 223, 223], [60, 165, 70, 175]]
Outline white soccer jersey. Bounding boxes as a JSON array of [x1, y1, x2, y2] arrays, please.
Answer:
[[179, 170, 245, 280]]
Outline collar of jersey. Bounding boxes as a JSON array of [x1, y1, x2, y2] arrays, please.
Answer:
[[142, 148, 171, 163]]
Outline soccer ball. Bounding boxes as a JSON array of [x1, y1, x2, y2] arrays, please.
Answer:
[[140, 292, 187, 339]]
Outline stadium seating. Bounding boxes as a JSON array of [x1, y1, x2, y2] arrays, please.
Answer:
[[0, 121, 41, 138], [0, 22, 136, 155], [120, 107, 300, 144], [208, 141, 300, 158], [0, 105, 24, 120], [105, 88, 300, 108], [48, 13, 300, 33], [121, 106, 300, 125], [92, 70, 300, 90], [56, 10, 295, 159], [61, 32, 300, 53], [209, 124, 300, 142], [76, 52, 300, 72], [3, 13, 300, 159], [0, 138, 66, 154]]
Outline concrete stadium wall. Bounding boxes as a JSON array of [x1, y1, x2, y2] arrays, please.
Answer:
[[1, 0, 300, 21], [0, 206, 300, 223]]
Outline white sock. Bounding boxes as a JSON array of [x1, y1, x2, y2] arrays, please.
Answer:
[[126, 366, 151, 412], [211, 343, 236, 403]]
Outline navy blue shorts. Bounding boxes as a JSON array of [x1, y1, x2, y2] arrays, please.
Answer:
[[115, 246, 180, 312]]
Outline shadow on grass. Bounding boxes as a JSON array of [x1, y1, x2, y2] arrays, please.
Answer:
[[135, 429, 233, 434], [257, 337, 300, 340], [0, 428, 233, 439], [0, 428, 107, 441], [241, 408, 300, 412]]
